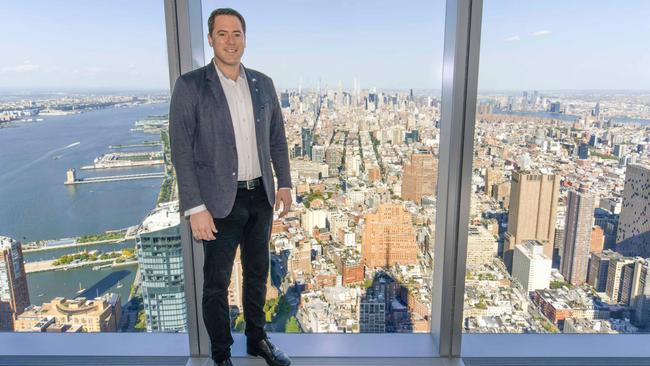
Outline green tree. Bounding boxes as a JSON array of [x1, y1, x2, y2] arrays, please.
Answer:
[[264, 298, 278, 323], [233, 313, 246, 332], [285, 316, 301, 333], [134, 310, 147, 332]]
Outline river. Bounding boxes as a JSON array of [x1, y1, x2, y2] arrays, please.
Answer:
[[0, 103, 169, 308]]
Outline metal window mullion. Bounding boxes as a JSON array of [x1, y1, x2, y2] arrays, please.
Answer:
[[163, 0, 205, 357], [433, 0, 483, 358]]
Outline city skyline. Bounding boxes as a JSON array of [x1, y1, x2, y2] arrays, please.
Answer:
[[2, 1, 650, 90]]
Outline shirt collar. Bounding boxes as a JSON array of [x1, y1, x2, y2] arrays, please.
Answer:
[[213, 60, 246, 83]]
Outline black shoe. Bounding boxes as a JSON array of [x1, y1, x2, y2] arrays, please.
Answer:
[[247, 337, 291, 366], [213, 359, 233, 366]]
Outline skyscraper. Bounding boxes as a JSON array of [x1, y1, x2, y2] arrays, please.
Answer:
[[616, 164, 650, 258], [629, 259, 650, 327], [362, 204, 417, 268], [577, 143, 590, 160], [401, 152, 437, 204], [301, 127, 313, 159], [280, 91, 290, 108], [136, 202, 187, 332], [549, 101, 562, 113], [605, 254, 635, 304], [561, 185, 596, 285], [504, 170, 560, 264], [0, 236, 30, 331], [588, 250, 617, 292]]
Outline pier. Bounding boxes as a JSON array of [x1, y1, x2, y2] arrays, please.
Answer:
[[65, 169, 164, 185], [81, 151, 164, 170]]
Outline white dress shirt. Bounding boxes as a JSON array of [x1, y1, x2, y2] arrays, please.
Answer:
[[184, 62, 289, 217]]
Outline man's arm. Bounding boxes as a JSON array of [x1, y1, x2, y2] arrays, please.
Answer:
[[268, 79, 292, 190], [169, 76, 204, 213], [267, 79, 293, 218], [170, 77, 217, 241]]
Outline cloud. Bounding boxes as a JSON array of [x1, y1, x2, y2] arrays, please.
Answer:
[[505, 35, 521, 42], [84, 66, 106, 74], [1, 62, 41, 73], [532, 30, 552, 37]]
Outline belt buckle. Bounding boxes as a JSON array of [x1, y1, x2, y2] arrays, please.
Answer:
[[246, 179, 254, 190]]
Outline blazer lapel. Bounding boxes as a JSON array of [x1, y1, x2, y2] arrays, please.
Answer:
[[205, 61, 236, 141], [244, 65, 266, 170], [244, 65, 262, 125]]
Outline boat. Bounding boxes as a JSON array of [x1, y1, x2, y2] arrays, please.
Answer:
[[116, 281, 123, 289], [76, 283, 85, 294], [37, 293, 44, 297]]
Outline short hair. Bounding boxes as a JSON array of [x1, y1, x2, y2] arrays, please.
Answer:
[[208, 8, 246, 35]]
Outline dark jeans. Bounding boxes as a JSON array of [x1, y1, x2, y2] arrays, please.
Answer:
[[202, 183, 273, 362]]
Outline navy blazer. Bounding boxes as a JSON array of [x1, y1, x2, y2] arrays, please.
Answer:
[[169, 61, 292, 218]]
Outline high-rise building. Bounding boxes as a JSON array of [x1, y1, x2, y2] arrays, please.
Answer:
[[325, 146, 342, 176], [301, 127, 313, 159], [311, 144, 326, 164], [401, 152, 437, 204], [613, 144, 625, 158], [484, 167, 502, 197], [617, 164, 650, 258], [0, 236, 30, 331], [362, 204, 417, 268], [561, 186, 595, 285], [504, 170, 560, 264], [288, 239, 312, 278], [605, 254, 635, 304], [577, 143, 590, 160], [590, 226, 605, 253], [628, 259, 650, 327], [512, 240, 552, 293], [136, 202, 187, 332], [280, 91, 290, 108], [620, 260, 639, 306], [588, 250, 617, 292], [466, 225, 498, 269], [549, 101, 562, 113], [359, 293, 386, 333]]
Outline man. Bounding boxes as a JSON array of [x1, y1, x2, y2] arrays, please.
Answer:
[[169, 8, 292, 366]]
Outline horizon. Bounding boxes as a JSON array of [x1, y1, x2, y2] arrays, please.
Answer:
[[1, 1, 649, 90]]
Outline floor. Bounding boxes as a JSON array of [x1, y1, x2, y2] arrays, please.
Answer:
[[1, 356, 650, 366]]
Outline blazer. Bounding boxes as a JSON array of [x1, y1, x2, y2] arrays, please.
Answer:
[[169, 61, 292, 218]]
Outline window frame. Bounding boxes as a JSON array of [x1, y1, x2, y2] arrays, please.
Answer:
[[3, 0, 650, 362]]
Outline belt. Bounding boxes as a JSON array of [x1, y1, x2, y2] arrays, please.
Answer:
[[237, 177, 262, 190]]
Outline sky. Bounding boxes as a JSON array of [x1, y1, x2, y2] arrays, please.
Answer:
[[1, 0, 649, 91]]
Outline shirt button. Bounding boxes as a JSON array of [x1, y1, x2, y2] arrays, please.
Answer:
[[232, 172, 236, 176]]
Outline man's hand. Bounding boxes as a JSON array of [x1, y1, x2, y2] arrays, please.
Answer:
[[189, 210, 217, 241], [275, 188, 292, 218]]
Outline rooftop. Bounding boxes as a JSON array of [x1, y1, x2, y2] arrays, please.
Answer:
[[139, 201, 180, 234]]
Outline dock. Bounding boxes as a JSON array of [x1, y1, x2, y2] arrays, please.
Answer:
[[65, 171, 165, 185]]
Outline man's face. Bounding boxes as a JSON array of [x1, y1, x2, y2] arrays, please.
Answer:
[[208, 15, 246, 68]]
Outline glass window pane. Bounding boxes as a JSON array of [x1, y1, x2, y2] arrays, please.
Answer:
[[0, 0, 185, 334], [200, 0, 445, 334], [463, 0, 650, 334]]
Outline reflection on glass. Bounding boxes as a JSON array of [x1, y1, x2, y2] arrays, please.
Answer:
[[464, 1, 650, 334]]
